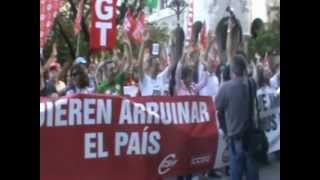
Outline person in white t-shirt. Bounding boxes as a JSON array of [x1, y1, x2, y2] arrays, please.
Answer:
[[138, 33, 178, 96]]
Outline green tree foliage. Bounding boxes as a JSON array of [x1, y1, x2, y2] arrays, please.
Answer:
[[42, 0, 169, 80], [248, 9, 280, 61]]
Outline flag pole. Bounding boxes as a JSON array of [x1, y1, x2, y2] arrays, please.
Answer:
[[75, 0, 84, 58], [76, 31, 81, 57]]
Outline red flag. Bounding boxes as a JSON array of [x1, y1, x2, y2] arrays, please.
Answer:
[[123, 9, 135, 39], [132, 11, 145, 43], [40, 0, 63, 48], [200, 21, 208, 50], [74, 0, 84, 34]]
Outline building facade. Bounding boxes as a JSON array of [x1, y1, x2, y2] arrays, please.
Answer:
[[145, 0, 280, 36]]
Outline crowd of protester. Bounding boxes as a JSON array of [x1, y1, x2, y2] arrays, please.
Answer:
[[40, 10, 280, 180]]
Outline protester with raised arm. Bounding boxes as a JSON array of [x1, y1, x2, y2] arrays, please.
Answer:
[[138, 30, 178, 96], [199, 37, 220, 100], [95, 31, 133, 95], [215, 7, 243, 84]]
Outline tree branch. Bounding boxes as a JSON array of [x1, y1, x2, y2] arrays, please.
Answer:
[[57, 19, 76, 60], [81, 0, 90, 43]]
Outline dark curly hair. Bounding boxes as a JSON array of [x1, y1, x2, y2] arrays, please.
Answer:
[[70, 64, 89, 89]]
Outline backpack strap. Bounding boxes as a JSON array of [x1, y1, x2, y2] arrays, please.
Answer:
[[248, 78, 259, 129]]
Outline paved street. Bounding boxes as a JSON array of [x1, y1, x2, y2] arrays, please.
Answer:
[[201, 155, 280, 180]]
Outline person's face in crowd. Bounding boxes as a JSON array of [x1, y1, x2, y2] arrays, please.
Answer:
[[103, 61, 118, 83], [182, 67, 194, 88], [207, 43, 220, 73], [71, 68, 83, 87], [186, 51, 199, 69], [150, 58, 161, 78]]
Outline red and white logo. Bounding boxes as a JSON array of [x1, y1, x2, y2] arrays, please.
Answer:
[[90, 0, 117, 50], [191, 154, 211, 166], [158, 154, 178, 175]]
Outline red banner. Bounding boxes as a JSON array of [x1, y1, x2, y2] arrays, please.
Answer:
[[90, 0, 117, 50], [40, 94, 218, 180]]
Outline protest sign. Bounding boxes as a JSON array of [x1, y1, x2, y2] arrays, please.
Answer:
[[257, 88, 280, 153], [40, 94, 219, 180]]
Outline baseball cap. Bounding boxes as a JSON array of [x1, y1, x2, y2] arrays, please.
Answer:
[[74, 57, 87, 65]]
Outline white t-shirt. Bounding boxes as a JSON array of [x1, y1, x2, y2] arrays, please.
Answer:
[[199, 72, 219, 99], [139, 67, 170, 96], [270, 72, 279, 90]]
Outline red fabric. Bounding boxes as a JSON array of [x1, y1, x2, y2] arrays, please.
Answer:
[[90, 0, 117, 50], [40, 0, 63, 48], [123, 9, 135, 39], [123, 10, 145, 43], [74, 0, 84, 34], [40, 94, 219, 180], [132, 11, 145, 43]]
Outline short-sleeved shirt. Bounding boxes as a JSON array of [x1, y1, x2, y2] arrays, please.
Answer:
[[215, 78, 253, 137]]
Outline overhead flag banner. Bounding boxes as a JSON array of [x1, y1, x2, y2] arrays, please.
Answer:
[[132, 11, 145, 43], [90, 0, 118, 51], [40, 0, 64, 49], [74, 0, 85, 34]]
